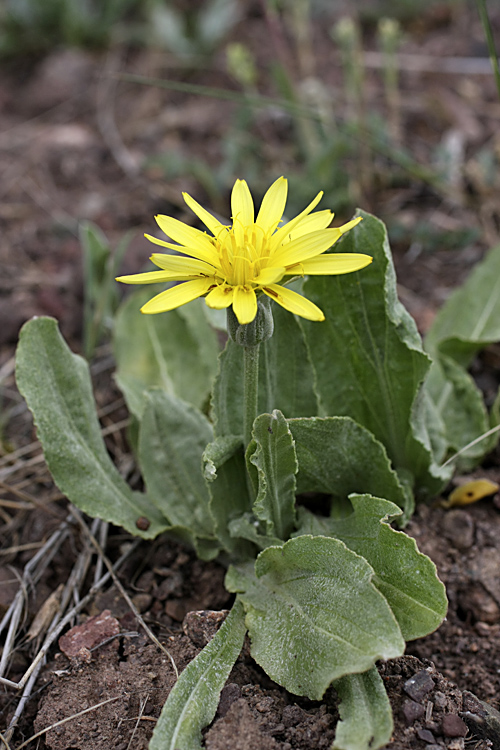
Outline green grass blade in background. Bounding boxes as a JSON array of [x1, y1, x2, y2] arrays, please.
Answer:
[[114, 289, 219, 417], [301, 211, 449, 496], [227, 535, 404, 701], [149, 600, 247, 750], [16, 317, 168, 538], [332, 666, 393, 750]]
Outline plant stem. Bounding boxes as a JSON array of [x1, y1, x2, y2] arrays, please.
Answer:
[[477, 0, 500, 101], [243, 344, 260, 450]]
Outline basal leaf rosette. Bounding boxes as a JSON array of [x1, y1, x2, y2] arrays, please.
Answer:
[[116, 177, 372, 325]]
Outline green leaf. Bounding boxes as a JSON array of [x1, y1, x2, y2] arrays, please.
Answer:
[[300, 211, 448, 496], [226, 535, 404, 700], [332, 667, 393, 750], [421, 245, 500, 468], [425, 243, 500, 367], [288, 416, 410, 516], [15, 317, 168, 538], [138, 390, 215, 540], [296, 495, 447, 641], [227, 514, 282, 550], [202, 436, 253, 556], [211, 304, 318, 437], [249, 410, 298, 540], [114, 289, 219, 417], [149, 600, 247, 750], [425, 354, 495, 470]]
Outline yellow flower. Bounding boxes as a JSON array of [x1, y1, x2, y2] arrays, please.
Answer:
[[116, 177, 372, 325]]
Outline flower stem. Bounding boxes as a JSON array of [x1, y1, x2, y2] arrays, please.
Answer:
[[243, 344, 260, 450]]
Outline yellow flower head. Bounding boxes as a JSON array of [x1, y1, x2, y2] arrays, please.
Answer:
[[116, 177, 372, 325]]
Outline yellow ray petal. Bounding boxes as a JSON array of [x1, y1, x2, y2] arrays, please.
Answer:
[[141, 278, 213, 314], [231, 179, 254, 226], [145, 233, 216, 265], [155, 215, 217, 258], [150, 253, 217, 275], [183, 191, 228, 235], [271, 228, 344, 267], [270, 191, 324, 250], [116, 270, 184, 285], [338, 216, 363, 234], [232, 285, 258, 324], [287, 210, 333, 240], [252, 266, 286, 285], [255, 176, 288, 233], [263, 284, 325, 321], [205, 283, 234, 309], [285, 253, 373, 276]]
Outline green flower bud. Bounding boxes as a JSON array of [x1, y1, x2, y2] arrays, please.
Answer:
[[227, 296, 274, 347]]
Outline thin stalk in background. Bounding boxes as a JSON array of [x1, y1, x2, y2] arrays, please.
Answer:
[[476, 0, 500, 101]]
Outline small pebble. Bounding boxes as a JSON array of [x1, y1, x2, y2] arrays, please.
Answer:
[[441, 713, 467, 738], [402, 699, 425, 725], [416, 727, 435, 743], [433, 691, 447, 708], [404, 670, 435, 702]]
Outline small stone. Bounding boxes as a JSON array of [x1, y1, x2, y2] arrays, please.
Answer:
[[433, 691, 447, 708], [402, 699, 425, 725], [416, 727, 435, 743], [58, 610, 120, 659], [403, 670, 435, 702], [183, 610, 229, 647], [442, 509, 475, 549], [441, 714, 467, 737]]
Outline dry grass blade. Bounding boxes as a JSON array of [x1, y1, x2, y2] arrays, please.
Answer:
[[3, 536, 141, 738], [0, 522, 71, 678], [126, 693, 149, 750], [69, 507, 179, 679], [14, 696, 122, 750]]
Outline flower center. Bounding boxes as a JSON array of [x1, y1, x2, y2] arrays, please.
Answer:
[[215, 221, 270, 286]]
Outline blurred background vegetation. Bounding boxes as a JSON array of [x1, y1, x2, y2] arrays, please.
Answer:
[[0, 0, 499, 361]]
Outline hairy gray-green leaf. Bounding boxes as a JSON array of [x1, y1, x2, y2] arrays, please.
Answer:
[[425, 243, 500, 367], [114, 289, 218, 417], [202, 436, 253, 556], [332, 667, 393, 750], [300, 211, 447, 496], [138, 389, 215, 540], [227, 535, 404, 700], [296, 495, 447, 641], [249, 410, 298, 540], [16, 317, 168, 538], [288, 416, 410, 515], [212, 304, 318, 437], [425, 354, 495, 470], [228, 514, 282, 550], [149, 600, 247, 750]]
